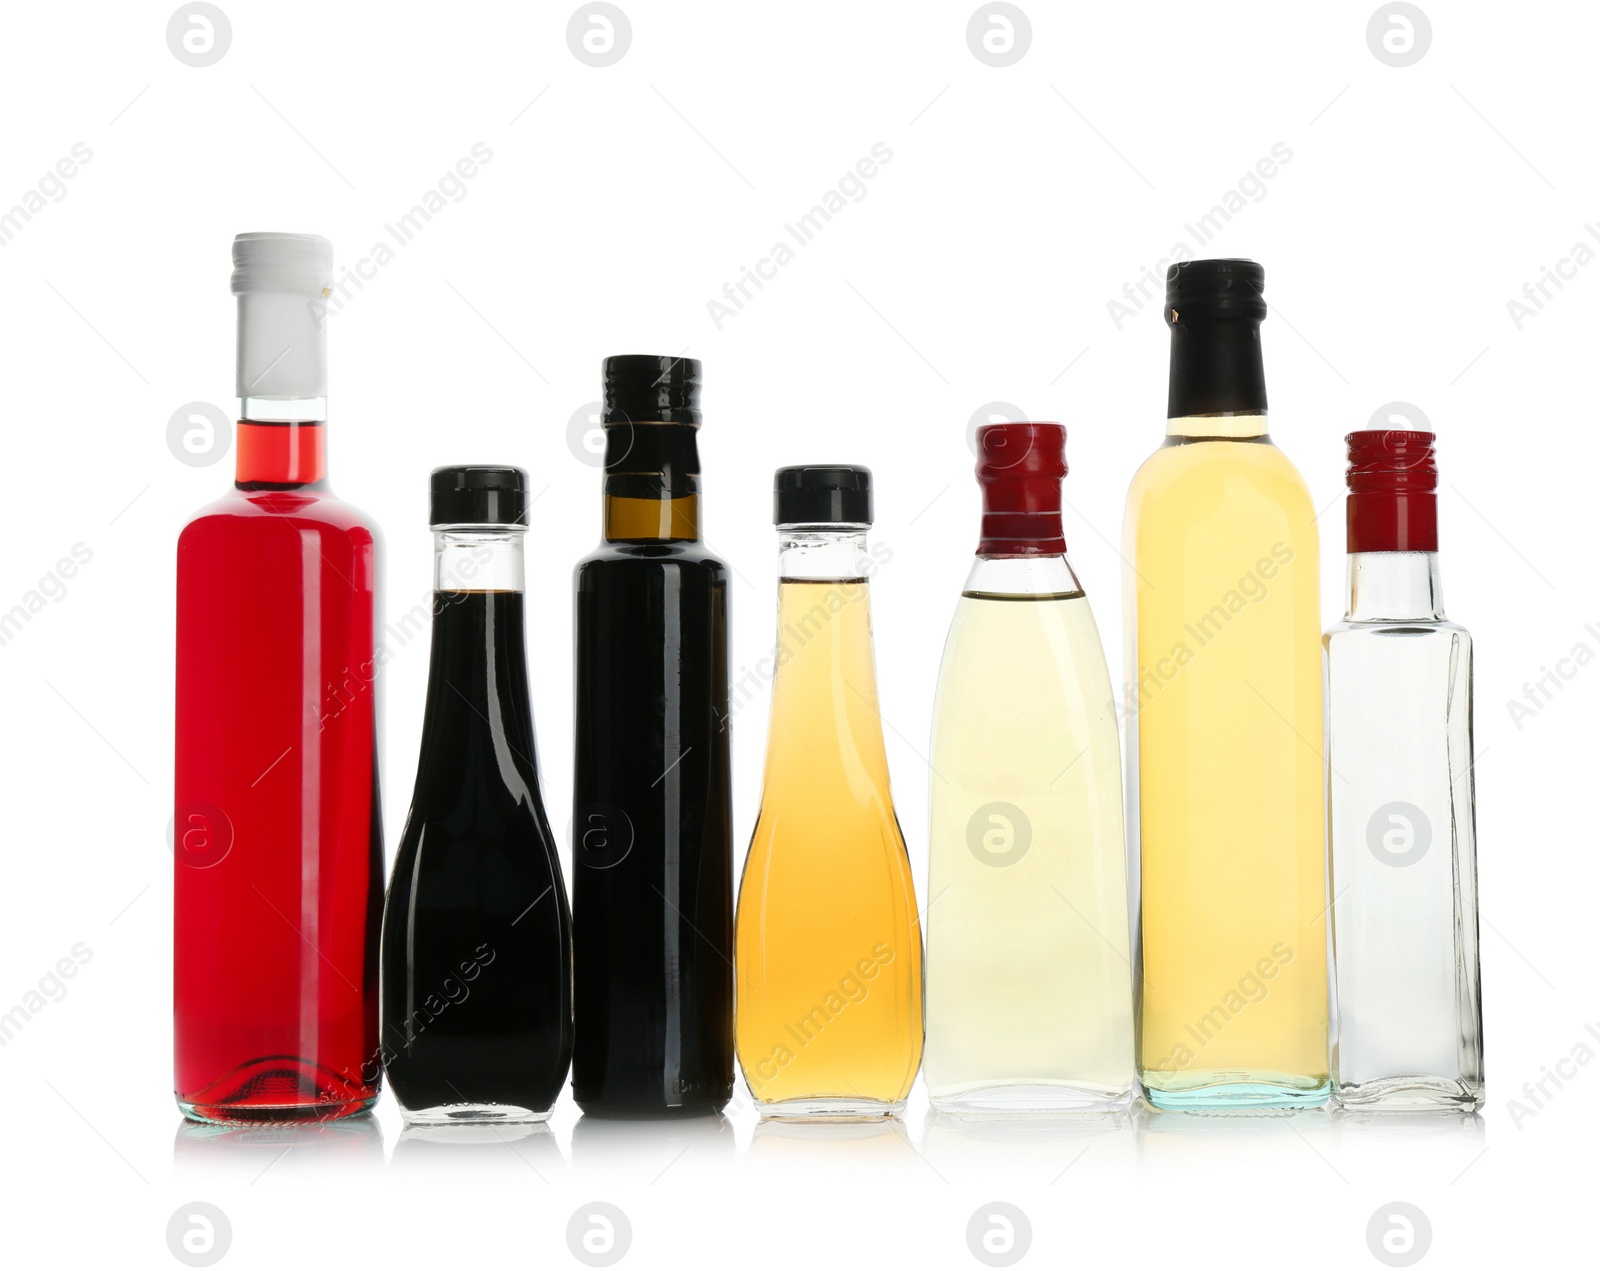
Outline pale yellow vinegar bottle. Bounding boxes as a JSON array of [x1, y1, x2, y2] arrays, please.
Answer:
[[1123, 260, 1330, 1109], [735, 465, 923, 1119], [924, 423, 1133, 1114]]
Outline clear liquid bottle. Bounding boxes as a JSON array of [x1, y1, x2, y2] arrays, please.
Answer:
[[1326, 429, 1483, 1110], [380, 467, 573, 1123], [1122, 259, 1330, 1109], [174, 234, 382, 1123], [734, 466, 923, 1119], [925, 422, 1133, 1113]]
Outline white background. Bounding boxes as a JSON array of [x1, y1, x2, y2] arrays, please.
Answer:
[[0, 1, 1590, 1266]]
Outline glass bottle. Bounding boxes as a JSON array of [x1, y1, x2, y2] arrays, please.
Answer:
[[735, 466, 923, 1119], [1122, 259, 1330, 1109], [380, 467, 574, 1123], [572, 355, 734, 1117], [1327, 429, 1483, 1110], [925, 423, 1133, 1113], [174, 233, 382, 1122]]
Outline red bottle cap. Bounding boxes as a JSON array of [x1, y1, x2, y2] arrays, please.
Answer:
[[975, 422, 1067, 557], [1346, 429, 1437, 553]]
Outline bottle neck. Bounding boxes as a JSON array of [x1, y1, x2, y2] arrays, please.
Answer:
[[1166, 413, 1268, 440], [964, 554, 1082, 598], [434, 528, 525, 592], [1166, 313, 1267, 423], [415, 529, 538, 803], [602, 423, 701, 543], [778, 526, 871, 581], [235, 418, 327, 488], [604, 493, 699, 541], [766, 527, 885, 777], [1345, 552, 1445, 622], [234, 393, 329, 487]]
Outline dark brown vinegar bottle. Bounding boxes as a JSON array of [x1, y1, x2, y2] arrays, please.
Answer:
[[380, 467, 573, 1122], [572, 356, 734, 1117]]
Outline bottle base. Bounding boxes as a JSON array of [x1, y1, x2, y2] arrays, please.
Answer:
[[178, 1096, 377, 1126], [574, 1095, 732, 1120], [754, 1096, 905, 1121], [929, 1082, 1132, 1117], [1141, 1073, 1331, 1111], [399, 1102, 553, 1126], [176, 1056, 379, 1125], [1337, 1075, 1483, 1112]]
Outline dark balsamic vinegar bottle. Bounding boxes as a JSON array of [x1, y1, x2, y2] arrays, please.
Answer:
[[380, 467, 573, 1123], [572, 356, 735, 1117]]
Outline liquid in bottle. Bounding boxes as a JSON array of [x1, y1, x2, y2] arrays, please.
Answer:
[[735, 466, 923, 1119], [1326, 428, 1484, 1111], [572, 356, 735, 1117], [1122, 260, 1330, 1109], [926, 423, 1133, 1113], [380, 466, 574, 1122], [174, 233, 382, 1122]]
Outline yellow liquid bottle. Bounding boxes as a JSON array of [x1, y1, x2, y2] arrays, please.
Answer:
[[1123, 260, 1330, 1109], [735, 466, 923, 1119]]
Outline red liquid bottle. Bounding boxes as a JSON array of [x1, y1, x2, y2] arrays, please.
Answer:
[[174, 233, 383, 1122]]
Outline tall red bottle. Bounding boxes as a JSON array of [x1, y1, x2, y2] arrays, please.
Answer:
[[174, 233, 382, 1122]]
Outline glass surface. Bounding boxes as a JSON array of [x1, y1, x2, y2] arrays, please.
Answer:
[[1326, 552, 1484, 1111], [924, 553, 1133, 1113], [734, 530, 923, 1118], [572, 436, 734, 1117], [380, 531, 574, 1124], [1123, 418, 1331, 1108], [174, 442, 382, 1123]]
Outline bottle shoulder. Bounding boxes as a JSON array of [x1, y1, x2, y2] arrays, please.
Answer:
[[181, 485, 378, 542], [1326, 618, 1470, 642], [385, 804, 568, 916], [943, 588, 1107, 637], [1324, 621, 1472, 677], [1126, 436, 1314, 511], [576, 541, 728, 575], [935, 593, 1116, 709]]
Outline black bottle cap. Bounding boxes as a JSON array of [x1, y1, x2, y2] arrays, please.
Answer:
[[1165, 259, 1269, 417], [430, 465, 529, 527], [1165, 258, 1267, 323], [774, 465, 873, 526], [603, 354, 702, 425]]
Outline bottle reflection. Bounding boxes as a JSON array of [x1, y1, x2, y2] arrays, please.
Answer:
[[173, 1113, 385, 1179], [1332, 1109, 1485, 1141], [1332, 1106, 1486, 1181], [745, 1116, 924, 1179], [572, 1113, 735, 1180], [391, 1120, 566, 1179], [922, 1108, 1137, 1178], [1138, 1103, 1336, 1174]]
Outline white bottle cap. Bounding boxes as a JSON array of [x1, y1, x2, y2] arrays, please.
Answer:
[[231, 232, 332, 406]]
